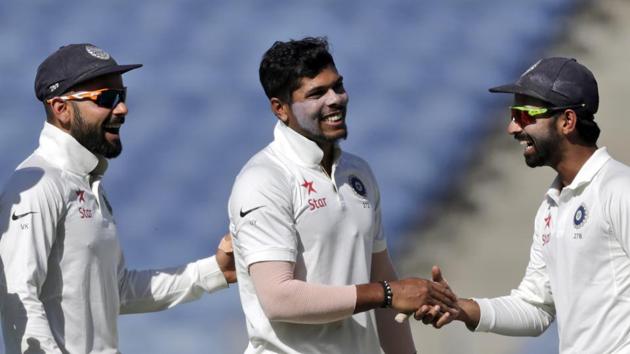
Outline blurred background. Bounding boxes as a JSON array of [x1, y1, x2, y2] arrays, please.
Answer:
[[1, 0, 629, 352]]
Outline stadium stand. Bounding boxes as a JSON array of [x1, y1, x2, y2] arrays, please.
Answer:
[[0, 0, 587, 352]]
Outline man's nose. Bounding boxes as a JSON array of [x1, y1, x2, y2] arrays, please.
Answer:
[[324, 89, 348, 106], [507, 118, 522, 136], [113, 101, 128, 115]]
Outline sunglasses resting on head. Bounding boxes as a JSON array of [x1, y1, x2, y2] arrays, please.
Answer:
[[46, 87, 127, 109], [509, 103, 585, 127]]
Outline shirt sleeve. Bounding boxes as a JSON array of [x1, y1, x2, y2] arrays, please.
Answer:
[[603, 171, 630, 255], [228, 164, 298, 266], [0, 169, 65, 353], [118, 255, 228, 314], [363, 162, 387, 253], [474, 204, 556, 336]]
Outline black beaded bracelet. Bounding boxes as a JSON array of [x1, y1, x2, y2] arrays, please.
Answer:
[[380, 280, 393, 308]]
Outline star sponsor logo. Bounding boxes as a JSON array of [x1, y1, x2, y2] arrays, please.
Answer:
[[542, 233, 551, 246], [308, 197, 327, 211], [76, 190, 86, 203], [301, 179, 317, 195], [79, 207, 93, 219], [544, 214, 551, 228]]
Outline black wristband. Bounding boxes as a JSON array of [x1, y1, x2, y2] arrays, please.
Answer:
[[380, 280, 393, 308]]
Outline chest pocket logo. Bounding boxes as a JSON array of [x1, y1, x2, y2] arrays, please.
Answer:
[[349, 175, 367, 197], [573, 204, 588, 229]]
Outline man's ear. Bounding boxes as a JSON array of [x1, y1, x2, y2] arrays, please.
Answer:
[[47, 99, 74, 130], [559, 109, 578, 136], [270, 97, 290, 124]]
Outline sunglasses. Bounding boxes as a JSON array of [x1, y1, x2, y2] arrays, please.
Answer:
[[509, 104, 585, 127], [46, 87, 127, 109]]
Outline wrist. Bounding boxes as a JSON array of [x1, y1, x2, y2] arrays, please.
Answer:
[[457, 298, 480, 330], [379, 280, 393, 308]]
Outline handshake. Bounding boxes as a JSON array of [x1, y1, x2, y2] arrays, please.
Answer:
[[377, 266, 478, 330]]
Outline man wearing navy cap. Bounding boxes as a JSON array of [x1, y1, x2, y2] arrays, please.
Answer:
[[0, 44, 236, 354], [424, 57, 630, 353]]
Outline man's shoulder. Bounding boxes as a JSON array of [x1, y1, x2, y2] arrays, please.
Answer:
[[2, 152, 67, 200], [235, 145, 293, 185], [340, 151, 372, 169]]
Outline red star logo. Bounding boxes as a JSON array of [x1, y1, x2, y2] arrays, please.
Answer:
[[76, 190, 85, 203], [301, 180, 316, 195], [544, 214, 551, 228]]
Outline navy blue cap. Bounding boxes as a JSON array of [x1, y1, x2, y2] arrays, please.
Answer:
[[489, 57, 599, 115], [35, 43, 142, 101]]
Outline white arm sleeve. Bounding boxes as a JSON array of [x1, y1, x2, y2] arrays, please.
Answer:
[[474, 296, 554, 336], [118, 256, 228, 314], [371, 250, 415, 354], [0, 170, 64, 353], [249, 261, 356, 324], [474, 204, 555, 336]]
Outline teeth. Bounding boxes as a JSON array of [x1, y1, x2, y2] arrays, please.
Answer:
[[324, 114, 342, 122]]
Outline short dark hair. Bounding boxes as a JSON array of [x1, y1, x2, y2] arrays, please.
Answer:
[[259, 37, 336, 103]]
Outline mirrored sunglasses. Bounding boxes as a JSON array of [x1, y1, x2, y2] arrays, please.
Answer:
[[510, 104, 585, 127], [46, 87, 127, 109]]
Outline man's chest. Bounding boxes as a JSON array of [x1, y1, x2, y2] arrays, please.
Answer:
[[62, 180, 118, 258], [291, 167, 379, 248], [540, 190, 621, 286]]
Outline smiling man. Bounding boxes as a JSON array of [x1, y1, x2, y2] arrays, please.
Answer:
[[422, 57, 630, 353], [228, 37, 457, 354], [0, 44, 236, 354]]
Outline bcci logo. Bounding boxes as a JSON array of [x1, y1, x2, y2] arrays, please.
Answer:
[[573, 204, 588, 229], [349, 175, 367, 197], [85, 45, 111, 60]]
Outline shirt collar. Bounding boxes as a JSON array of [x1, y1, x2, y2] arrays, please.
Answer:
[[546, 147, 610, 199], [37, 121, 108, 177], [272, 121, 341, 167]]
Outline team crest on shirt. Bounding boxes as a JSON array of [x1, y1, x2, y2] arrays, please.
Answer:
[[349, 175, 367, 198], [573, 203, 588, 229]]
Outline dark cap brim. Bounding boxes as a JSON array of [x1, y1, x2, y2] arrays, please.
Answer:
[[488, 83, 551, 104], [72, 63, 143, 88]]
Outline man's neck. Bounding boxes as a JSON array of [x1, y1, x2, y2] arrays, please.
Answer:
[[317, 141, 335, 176], [554, 145, 598, 187]]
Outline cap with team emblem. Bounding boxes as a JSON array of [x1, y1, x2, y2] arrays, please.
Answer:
[[34, 43, 142, 101], [489, 57, 599, 115]]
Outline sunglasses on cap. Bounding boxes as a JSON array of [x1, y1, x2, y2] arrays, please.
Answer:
[[510, 103, 585, 127], [46, 87, 127, 109]]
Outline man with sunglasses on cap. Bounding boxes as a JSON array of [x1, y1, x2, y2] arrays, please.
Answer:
[[420, 57, 630, 353], [0, 44, 236, 354]]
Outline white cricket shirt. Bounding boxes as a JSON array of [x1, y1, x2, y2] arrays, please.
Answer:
[[476, 147, 630, 353], [0, 122, 228, 354], [229, 122, 387, 354]]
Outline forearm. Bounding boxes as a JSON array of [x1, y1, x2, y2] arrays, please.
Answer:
[[250, 261, 356, 324], [119, 256, 228, 314], [470, 296, 553, 336]]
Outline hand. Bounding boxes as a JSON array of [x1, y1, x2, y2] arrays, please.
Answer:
[[389, 274, 458, 319], [413, 265, 459, 328], [216, 233, 236, 283]]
